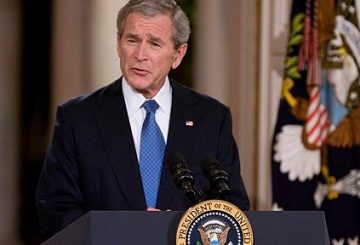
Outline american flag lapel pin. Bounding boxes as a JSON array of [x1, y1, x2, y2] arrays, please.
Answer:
[[185, 120, 194, 127]]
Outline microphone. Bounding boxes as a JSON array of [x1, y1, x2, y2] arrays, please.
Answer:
[[201, 156, 230, 200], [166, 152, 202, 205]]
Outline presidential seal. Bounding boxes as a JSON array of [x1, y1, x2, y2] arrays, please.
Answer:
[[176, 200, 253, 245]]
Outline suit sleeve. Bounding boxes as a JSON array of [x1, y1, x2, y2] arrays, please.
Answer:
[[36, 105, 86, 240], [216, 106, 250, 210]]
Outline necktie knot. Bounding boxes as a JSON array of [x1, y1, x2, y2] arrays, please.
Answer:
[[142, 100, 159, 114]]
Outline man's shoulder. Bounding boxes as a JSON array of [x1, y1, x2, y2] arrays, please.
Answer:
[[171, 79, 228, 111], [59, 78, 122, 111]]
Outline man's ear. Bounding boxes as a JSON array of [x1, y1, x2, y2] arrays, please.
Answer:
[[172, 43, 188, 69]]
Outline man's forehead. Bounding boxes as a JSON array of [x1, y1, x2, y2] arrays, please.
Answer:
[[125, 12, 172, 28], [123, 13, 173, 38]]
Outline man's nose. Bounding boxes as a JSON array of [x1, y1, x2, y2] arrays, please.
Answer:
[[135, 43, 148, 61]]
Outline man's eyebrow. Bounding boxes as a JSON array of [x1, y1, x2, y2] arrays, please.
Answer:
[[124, 33, 141, 40], [123, 33, 167, 46], [148, 34, 166, 45]]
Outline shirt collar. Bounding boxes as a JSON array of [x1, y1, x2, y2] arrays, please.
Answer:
[[122, 76, 172, 117]]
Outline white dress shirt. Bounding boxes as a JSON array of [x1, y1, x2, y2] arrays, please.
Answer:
[[122, 77, 172, 161]]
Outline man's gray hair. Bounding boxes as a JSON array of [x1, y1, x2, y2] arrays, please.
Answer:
[[117, 0, 190, 49]]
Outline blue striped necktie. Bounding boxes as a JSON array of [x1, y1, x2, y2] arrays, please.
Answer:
[[139, 100, 165, 208]]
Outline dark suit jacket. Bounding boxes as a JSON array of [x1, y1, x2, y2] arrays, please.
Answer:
[[36, 78, 249, 239]]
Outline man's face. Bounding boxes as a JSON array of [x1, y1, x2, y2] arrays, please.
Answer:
[[117, 12, 187, 98]]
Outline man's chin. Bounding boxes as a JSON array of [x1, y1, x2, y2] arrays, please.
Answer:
[[129, 84, 154, 98], [126, 77, 149, 88], [129, 83, 149, 92]]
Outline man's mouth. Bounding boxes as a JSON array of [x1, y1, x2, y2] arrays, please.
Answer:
[[132, 67, 150, 76]]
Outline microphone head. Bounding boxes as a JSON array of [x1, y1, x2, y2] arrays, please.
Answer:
[[166, 152, 202, 205], [201, 156, 230, 198], [166, 152, 194, 188], [201, 156, 220, 178]]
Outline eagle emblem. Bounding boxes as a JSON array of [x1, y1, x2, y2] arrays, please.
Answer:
[[198, 219, 231, 245]]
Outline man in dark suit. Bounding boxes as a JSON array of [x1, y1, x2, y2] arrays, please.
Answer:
[[36, 0, 250, 240]]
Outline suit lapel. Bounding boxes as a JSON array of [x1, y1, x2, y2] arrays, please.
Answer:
[[93, 79, 146, 209], [157, 81, 200, 209]]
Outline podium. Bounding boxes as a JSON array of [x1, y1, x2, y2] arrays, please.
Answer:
[[42, 211, 330, 245]]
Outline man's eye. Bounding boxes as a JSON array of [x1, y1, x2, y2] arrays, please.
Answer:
[[127, 38, 137, 43], [151, 42, 161, 47]]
